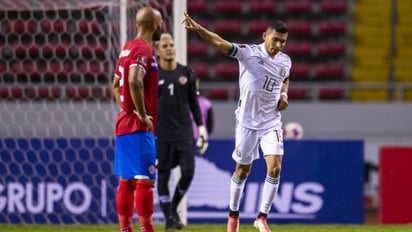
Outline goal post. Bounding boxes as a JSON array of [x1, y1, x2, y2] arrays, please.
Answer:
[[171, 0, 189, 225], [0, 0, 182, 225]]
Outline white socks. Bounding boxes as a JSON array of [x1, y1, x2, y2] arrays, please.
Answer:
[[259, 175, 280, 214]]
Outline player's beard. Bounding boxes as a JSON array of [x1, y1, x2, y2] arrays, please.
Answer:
[[152, 26, 162, 41]]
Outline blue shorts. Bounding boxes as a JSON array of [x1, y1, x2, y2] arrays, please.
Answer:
[[114, 132, 156, 180]]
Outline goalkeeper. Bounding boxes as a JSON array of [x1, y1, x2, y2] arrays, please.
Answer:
[[155, 33, 208, 230]]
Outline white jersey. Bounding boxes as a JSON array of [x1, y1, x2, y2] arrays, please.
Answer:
[[228, 43, 292, 130]]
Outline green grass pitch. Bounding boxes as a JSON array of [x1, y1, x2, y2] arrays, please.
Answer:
[[1, 224, 412, 232]]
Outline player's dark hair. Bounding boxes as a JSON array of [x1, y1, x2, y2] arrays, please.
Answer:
[[268, 21, 288, 33]]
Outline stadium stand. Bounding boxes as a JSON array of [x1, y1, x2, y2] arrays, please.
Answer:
[[350, 0, 391, 101], [248, 0, 277, 13], [5, 1, 409, 102], [318, 88, 344, 100], [185, 0, 352, 101], [283, 0, 313, 13], [394, 0, 412, 101]]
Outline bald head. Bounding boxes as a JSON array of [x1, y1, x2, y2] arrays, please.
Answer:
[[135, 6, 163, 42], [136, 6, 162, 29]]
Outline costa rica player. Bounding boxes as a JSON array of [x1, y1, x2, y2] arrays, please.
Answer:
[[112, 6, 163, 232]]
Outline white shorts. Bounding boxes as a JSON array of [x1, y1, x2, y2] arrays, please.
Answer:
[[232, 124, 284, 165]]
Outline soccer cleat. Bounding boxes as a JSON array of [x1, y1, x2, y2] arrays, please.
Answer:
[[253, 216, 271, 232], [173, 212, 185, 229], [165, 216, 183, 231], [227, 215, 239, 232]]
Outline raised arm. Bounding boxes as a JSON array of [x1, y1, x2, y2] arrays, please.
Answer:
[[183, 12, 233, 55]]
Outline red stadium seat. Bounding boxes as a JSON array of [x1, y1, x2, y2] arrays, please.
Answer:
[[290, 63, 311, 79], [22, 60, 36, 74], [284, 41, 312, 56], [0, 61, 6, 73], [42, 45, 54, 59], [40, 20, 52, 33], [188, 41, 209, 56], [55, 44, 69, 59], [284, 0, 312, 13], [247, 20, 269, 33], [11, 87, 24, 99], [77, 20, 90, 33], [62, 60, 74, 73], [215, 62, 239, 81], [248, 0, 276, 13], [215, 0, 243, 13], [317, 42, 346, 56], [12, 20, 26, 33], [214, 20, 243, 34], [90, 22, 102, 34], [9, 60, 22, 74], [318, 20, 347, 34], [288, 88, 310, 100], [27, 20, 37, 34], [66, 86, 92, 99], [89, 61, 103, 75], [76, 60, 88, 73], [319, 88, 344, 100], [36, 60, 47, 73], [91, 86, 105, 99], [104, 86, 113, 98], [53, 19, 66, 33], [94, 45, 106, 60], [14, 44, 26, 59], [196, 20, 211, 29], [320, 0, 348, 14], [190, 62, 210, 80], [0, 87, 9, 98], [188, 1, 208, 12], [49, 59, 62, 73], [285, 20, 312, 34], [78, 87, 93, 99], [35, 86, 61, 99], [315, 63, 345, 79], [28, 45, 40, 59], [80, 46, 93, 59], [207, 88, 229, 100]]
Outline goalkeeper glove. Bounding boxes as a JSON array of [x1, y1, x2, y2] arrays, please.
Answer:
[[196, 125, 208, 155]]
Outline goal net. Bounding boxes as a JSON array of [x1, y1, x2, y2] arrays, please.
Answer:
[[0, 0, 174, 224]]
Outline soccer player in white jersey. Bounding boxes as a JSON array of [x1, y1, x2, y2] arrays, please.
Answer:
[[183, 13, 291, 232]]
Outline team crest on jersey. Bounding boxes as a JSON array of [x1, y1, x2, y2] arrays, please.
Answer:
[[279, 67, 286, 77], [148, 165, 156, 174], [137, 55, 147, 64], [178, 76, 188, 85]]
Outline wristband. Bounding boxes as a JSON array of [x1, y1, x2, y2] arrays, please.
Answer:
[[280, 92, 288, 99]]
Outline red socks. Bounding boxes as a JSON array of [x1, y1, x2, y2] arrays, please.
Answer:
[[116, 180, 136, 232], [135, 181, 155, 232], [116, 180, 155, 232]]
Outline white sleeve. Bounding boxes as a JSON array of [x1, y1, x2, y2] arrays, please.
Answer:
[[227, 43, 254, 61]]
